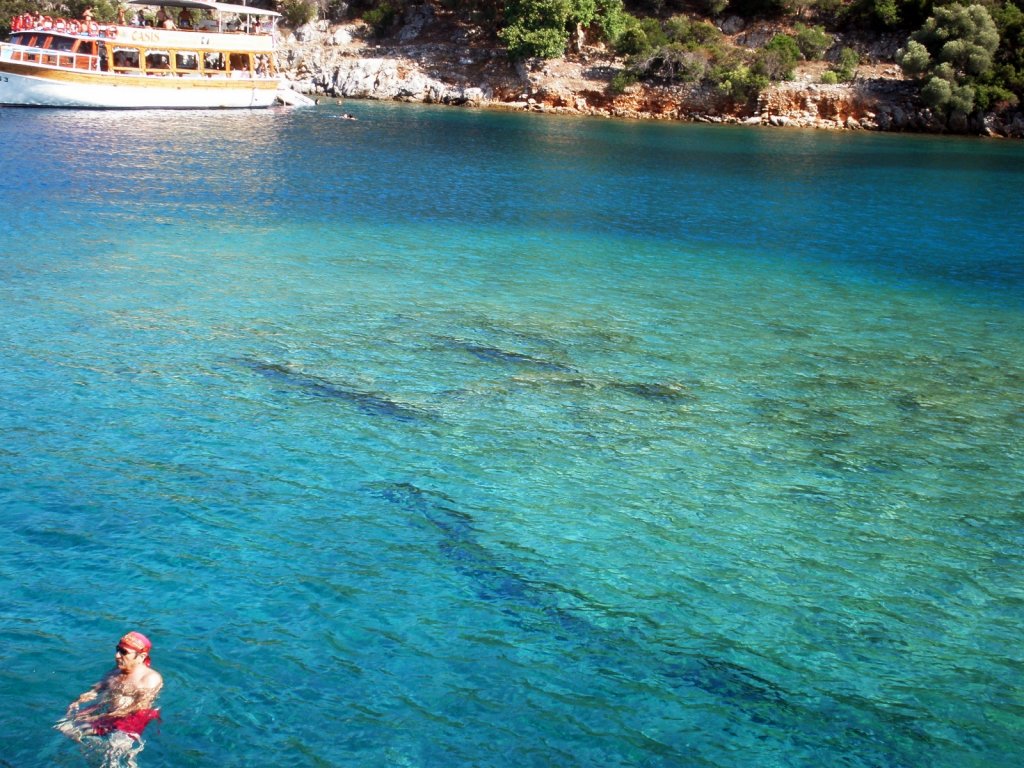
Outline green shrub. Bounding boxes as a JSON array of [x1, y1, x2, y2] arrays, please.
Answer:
[[990, 2, 1024, 98], [501, 23, 568, 59], [793, 23, 832, 60], [692, 21, 723, 46], [662, 14, 690, 43], [869, 0, 899, 27], [502, 0, 634, 60], [282, 0, 317, 27], [614, 21, 651, 56], [898, 40, 929, 76], [638, 17, 668, 48], [595, 0, 628, 44], [974, 82, 1019, 111], [611, 16, 665, 56], [831, 46, 860, 81], [665, 17, 721, 47], [841, 0, 914, 30], [820, 69, 839, 83], [753, 33, 800, 80], [817, 0, 843, 20], [921, 75, 972, 113], [710, 63, 769, 102], [610, 69, 639, 93], [363, 1, 397, 35]]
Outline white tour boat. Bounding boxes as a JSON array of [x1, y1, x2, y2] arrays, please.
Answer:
[[0, 0, 293, 108]]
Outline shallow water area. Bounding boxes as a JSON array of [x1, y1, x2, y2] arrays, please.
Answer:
[[1, 102, 1022, 767]]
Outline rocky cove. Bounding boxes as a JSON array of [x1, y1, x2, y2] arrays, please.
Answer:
[[277, 5, 1024, 137]]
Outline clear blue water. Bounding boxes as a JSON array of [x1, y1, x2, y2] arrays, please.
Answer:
[[1, 102, 1022, 768]]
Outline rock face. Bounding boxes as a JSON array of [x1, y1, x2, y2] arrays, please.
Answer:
[[276, 11, 1024, 137], [328, 57, 490, 104]]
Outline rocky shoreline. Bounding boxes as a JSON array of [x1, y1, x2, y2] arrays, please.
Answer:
[[277, 7, 1024, 138]]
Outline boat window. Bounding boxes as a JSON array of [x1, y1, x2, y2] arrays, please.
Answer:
[[112, 47, 140, 70], [202, 52, 225, 72], [145, 50, 171, 70], [51, 35, 73, 51], [229, 52, 250, 72], [175, 51, 199, 71]]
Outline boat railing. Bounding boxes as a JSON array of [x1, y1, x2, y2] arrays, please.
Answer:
[[20, 23, 120, 39], [1, 42, 100, 71]]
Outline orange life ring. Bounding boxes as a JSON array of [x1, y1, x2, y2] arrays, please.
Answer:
[[88, 21, 99, 35], [68, 20, 80, 33], [42, 15, 53, 29], [12, 15, 21, 31], [22, 13, 34, 29], [105, 25, 117, 38]]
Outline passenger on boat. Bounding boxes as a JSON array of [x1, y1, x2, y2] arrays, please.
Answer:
[[82, 7, 93, 23], [177, 9, 193, 28], [155, 9, 175, 29]]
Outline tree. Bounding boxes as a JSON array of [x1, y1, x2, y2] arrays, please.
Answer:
[[977, 0, 1024, 109], [501, 0, 573, 58], [843, 0, 932, 32], [899, 3, 1000, 114], [501, 0, 625, 59]]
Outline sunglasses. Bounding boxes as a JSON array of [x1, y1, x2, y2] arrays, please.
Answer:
[[115, 645, 136, 655]]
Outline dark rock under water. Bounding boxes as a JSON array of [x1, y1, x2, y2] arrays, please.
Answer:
[[369, 481, 928, 766], [239, 359, 430, 423]]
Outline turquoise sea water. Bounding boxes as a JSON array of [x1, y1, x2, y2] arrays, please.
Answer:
[[1, 102, 1022, 767]]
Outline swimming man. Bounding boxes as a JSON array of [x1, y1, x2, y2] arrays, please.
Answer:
[[56, 631, 163, 765]]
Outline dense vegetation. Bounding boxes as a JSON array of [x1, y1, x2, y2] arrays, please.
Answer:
[[2, 0, 1021, 116]]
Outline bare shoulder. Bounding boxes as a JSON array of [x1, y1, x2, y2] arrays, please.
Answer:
[[138, 667, 163, 692]]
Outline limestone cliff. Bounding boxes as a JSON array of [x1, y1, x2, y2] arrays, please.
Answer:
[[277, 8, 1024, 137]]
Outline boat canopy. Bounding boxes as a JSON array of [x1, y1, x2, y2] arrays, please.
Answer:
[[125, 0, 282, 18]]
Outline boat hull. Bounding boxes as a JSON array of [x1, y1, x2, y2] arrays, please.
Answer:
[[0, 64, 279, 108]]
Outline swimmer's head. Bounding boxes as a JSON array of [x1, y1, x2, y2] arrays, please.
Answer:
[[116, 631, 153, 667]]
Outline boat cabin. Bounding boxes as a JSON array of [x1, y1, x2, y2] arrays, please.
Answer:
[[3, 0, 278, 79]]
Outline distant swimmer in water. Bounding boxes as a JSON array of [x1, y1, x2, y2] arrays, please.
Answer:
[[56, 631, 163, 768]]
